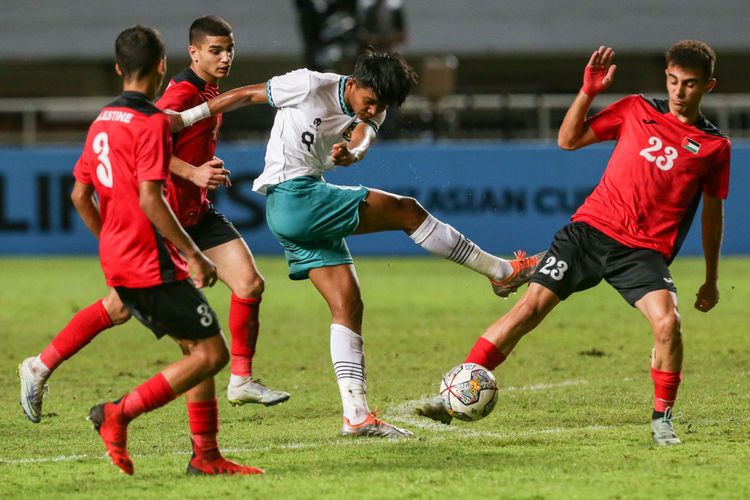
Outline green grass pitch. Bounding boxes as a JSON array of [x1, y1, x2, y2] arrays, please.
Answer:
[[1, 256, 748, 499]]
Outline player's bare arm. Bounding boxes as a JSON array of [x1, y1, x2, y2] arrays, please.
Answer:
[[169, 155, 230, 190], [558, 46, 617, 150], [331, 122, 376, 166], [173, 83, 267, 130], [138, 180, 217, 288], [70, 180, 102, 238], [695, 193, 723, 312]]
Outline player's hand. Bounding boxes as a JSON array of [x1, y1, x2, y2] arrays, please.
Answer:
[[331, 142, 357, 166], [190, 157, 231, 190], [188, 252, 218, 289], [165, 109, 186, 132], [694, 281, 719, 312], [581, 46, 617, 98]]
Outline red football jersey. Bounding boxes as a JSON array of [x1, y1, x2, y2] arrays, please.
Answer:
[[572, 95, 731, 260], [73, 92, 190, 288], [156, 68, 222, 227]]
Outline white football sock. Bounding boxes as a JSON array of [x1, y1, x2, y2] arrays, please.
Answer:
[[31, 356, 51, 378], [330, 323, 370, 425], [229, 374, 251, 386], [409, 215, 512, 280]]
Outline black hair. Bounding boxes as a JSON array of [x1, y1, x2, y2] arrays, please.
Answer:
[[352, 48, 418, 107], [666, 40, 716, 80], [115, 26, 165, 80], [189, 15, 233, 45]]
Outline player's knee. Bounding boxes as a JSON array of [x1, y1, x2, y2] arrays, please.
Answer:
[[197, 338, 229, 375], [101, 297, 131, 325], [232, 274, 265, 299], [331, 295, 364, 323], [400, 197, 428, 226], [653, 311, 682, 345]]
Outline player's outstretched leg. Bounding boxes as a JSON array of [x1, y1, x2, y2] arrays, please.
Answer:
[[414, 396, 453, 425], [186, 437, 265, 475], [651, 407, 681, 446], [17, 357, 49, 423], [88, 399, 134, 475], [489, 250, 547, 298]]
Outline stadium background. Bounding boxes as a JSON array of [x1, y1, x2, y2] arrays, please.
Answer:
[[1, 0, 749, 256]]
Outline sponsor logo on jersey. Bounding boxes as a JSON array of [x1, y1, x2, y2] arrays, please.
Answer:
[[682, 137, 701, 154], [343, 122, 357, 141]]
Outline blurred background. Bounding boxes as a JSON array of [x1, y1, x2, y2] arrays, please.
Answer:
[[1, 0, 748, 256]]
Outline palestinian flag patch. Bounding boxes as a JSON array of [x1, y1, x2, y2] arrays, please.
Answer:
[[682, 137, 701, 154]]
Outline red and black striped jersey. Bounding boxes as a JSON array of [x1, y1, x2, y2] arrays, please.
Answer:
[[73, 91, 189, 287], [157, 68, 222, 228]]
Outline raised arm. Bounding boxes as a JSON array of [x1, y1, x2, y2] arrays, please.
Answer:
[[694, 193, 723, 312], [330, 122, 377, 166], [558, 46, 617, 150], [71, 181, 102, 238], [138, 180, 217, 288], [174, 83, 267, 130]]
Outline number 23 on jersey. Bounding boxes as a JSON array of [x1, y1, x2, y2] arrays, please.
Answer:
[[639, 136, 678, 171]]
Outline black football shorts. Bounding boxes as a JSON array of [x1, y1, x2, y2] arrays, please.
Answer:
[[186, 205, 242, 251], [530, 222, 677, 306], [115, 279, 220, 340]]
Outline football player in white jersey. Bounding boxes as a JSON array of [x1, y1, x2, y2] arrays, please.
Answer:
[[175, 49, 544, 437]]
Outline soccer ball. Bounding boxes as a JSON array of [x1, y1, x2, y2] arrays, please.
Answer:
[[439, 363, 498, 422]]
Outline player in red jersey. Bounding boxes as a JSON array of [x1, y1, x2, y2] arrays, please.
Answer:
[[417, 41, 730, 446], [17, 16, 287, 425], [156, 16, 288, 406], [37, 26, 263, 476]]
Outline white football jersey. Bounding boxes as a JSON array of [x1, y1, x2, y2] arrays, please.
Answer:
[[252, 69, 386, 194]]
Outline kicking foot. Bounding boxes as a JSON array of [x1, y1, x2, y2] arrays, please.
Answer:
[[490, 250, 547, 298], [651, 407, 681, 446], [186, 440, 264, 476], [339, 412, 414, 438], [17, 357, 49, 423], [415, 396, 453, 425], [88, 400, 134, 475], [227, 377, 290, 407]]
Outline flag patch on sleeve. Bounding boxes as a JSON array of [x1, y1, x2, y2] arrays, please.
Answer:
[[682, 137, 701, 154]]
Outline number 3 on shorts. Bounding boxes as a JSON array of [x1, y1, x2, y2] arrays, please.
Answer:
[[539, 255, 568, 281], [197, 304, 214, 327]]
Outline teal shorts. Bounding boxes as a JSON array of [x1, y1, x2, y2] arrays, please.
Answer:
[[265, 176, 369, 280]]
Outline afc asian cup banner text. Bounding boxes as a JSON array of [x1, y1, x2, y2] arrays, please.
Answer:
[[0, 143, 747, 256]]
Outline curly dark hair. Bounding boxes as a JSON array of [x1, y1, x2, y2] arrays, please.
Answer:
[[666, 40, 716, 80], [352, 48, 418, 107]]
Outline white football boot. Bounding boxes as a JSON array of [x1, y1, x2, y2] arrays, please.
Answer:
[[339, 412, 414, 438], [651, 407, 681, 446], [18, 357, 49, 423], [227, 377, 290, 407]]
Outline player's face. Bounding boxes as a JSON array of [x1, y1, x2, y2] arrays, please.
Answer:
[[665, 64, 716, 119], [189, 34, 234, 84], [348, 81, 387, 121]]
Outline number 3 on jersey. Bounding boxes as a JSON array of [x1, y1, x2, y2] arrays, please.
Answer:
[[639, 136, 678, 171], [539, 255, 568, 281], [93, 131, 114, 187]]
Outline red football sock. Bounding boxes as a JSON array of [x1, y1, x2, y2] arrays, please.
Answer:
[[651, 367, 681, 412], [39, 299, 114, 371], [121, 373, 176, 422], [188, 398, 220, 459], [464, 337, 507, 370], [229, 294, 261, 377]]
